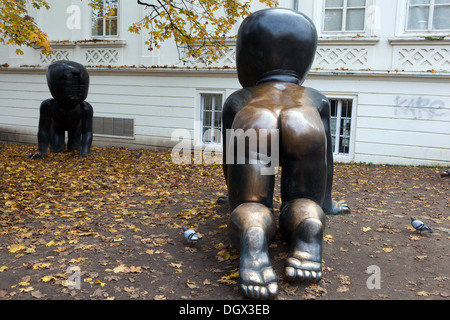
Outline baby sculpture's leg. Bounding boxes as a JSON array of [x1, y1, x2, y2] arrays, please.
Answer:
[[67, 124, 82, 152], [280, 199, 325, 282], [279, 106, 327, 283], [229, 203, 277, 299], [226, 106, 279, 299], [49, 124, 66, 153]]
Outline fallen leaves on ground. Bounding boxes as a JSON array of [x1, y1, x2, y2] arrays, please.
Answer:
[[0, 144, 449, 300], [1, 145, 230, 299]]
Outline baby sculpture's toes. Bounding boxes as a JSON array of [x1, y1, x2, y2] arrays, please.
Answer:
[[240, 267, 278, 300], [284, 256, 322, 283]]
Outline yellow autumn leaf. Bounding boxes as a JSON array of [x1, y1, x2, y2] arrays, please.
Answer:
[[152, 238, 167, 246], [382, 248, 393, 253], [186, 280, 198, 289], [337, 286, 349, 293], [169, 262, 183, 268], [128, 266, 142, 273], [362, 227, 372, 232], [0, 266, 8, 272], [31, 262, 50, 270], [219, 270, 240, 285], [95, 279, 106, 286], [46, 240, 55, 247], [112, 264, 128, 273], [154, 295, 166, 300], [9, 245, 27, 253], [69, 257, 87, 264], [218, 224, 227, 229], [217, 248, 230, 261], [84, 278, 95, 285], [41, 275, 57, 283]]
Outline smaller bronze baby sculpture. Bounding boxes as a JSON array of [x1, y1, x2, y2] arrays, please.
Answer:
[[29, 60, 93, 159]]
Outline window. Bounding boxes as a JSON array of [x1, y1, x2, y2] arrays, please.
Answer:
[[407, 0, 450, 31], [324, 0, 367, 32], [91, 0, 119, 37], [329, 98, 353, 155], [200, 94, 223, 144]]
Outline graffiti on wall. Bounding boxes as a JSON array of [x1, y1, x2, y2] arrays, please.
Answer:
[[394, 96, 447, 120]]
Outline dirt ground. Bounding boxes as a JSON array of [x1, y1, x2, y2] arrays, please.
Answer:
[[0, 144, 449, 301]]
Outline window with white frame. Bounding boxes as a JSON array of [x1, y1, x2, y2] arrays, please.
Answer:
[[323, 0, 367, 32], [91, 0, 119, 37], [329, 98, 354, 155], [200, 93, 223, 144], [406, 0, 450, 31]]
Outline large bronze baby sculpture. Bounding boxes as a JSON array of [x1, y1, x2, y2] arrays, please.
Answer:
[[222, 8, 350, 300], [28, 60, 93, 159]]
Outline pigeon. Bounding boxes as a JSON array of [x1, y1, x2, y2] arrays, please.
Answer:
[[440, 169, 450, 178], [182, 226, 200, 241], [411, 217, 433, 234], [135, 151, 143, 158]]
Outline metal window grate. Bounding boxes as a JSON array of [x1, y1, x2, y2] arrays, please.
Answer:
[[93, 116, 134, 137]]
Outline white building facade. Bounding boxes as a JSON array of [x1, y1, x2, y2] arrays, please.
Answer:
[[0, 0, 449, 166]]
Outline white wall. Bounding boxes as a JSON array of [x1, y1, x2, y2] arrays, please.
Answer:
[[1, 67, 449, 166], [0, 67, 240, 150], [0, 0, 449, 166], [306, 72, 450, 166]]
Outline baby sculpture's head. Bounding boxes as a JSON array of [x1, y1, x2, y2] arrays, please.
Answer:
[[236, 8, 318, 88], [47, 60, 90, 108]]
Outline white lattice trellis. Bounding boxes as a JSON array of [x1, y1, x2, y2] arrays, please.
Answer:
[[40, 50, 70, 64], [393, 47, 450, 71], [313, 47, 369, 69], [180, 42, 237, 67], [84, 49, 119, 65], [211, 45, 236, 67]]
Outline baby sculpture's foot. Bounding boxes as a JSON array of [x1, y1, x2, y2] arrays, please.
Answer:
[[239, 227, 278, 299], [284, 218, 323, 283]]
